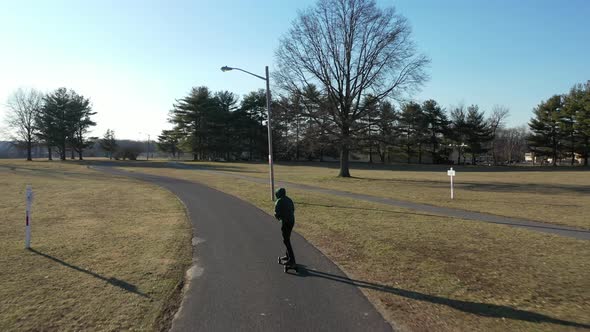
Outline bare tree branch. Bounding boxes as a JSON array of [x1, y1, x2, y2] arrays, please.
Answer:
[[274, 0, 429, 177], [4, 88, 44, 160], [488, 105, 510, 165]]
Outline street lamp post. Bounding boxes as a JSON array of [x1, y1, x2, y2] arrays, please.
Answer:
[[221, 65, 275, 201]]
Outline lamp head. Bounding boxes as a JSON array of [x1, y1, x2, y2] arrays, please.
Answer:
[[221, 66, 233, 72]]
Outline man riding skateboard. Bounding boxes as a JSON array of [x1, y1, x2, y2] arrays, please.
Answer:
[[274, 188, 296, 270]]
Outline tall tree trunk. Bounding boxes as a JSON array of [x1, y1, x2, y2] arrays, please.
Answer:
[[418, 144, 422, 164], [552, 136, 557, 166], [585, 137, 589, 166], [431, 138, 437, 164], [71, 148, 75, 160], [338, 125, 351, 177], [78, 150, 83, 160], [47, 145, 53, 161], [369, 144, 373, 163], [61, 141, 67, 161], [406, 131, 411, 164], [378, 145, 385, 163], [26, 140, 32, 161], [249, 136, 253, 161], [571, 136, 575, 166], [296, 115, 300, 161], [339, 145, 351, 177], [491, 135, 497, 166]]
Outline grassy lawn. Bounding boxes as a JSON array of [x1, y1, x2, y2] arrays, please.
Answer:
[[173, 161, 590, 230], [119, 163, 590, 332], [0, 160, 191, 331]]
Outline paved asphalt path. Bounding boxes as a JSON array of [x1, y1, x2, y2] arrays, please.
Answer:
[[96, 167, 393, 332], [167, 162, 590, 241]]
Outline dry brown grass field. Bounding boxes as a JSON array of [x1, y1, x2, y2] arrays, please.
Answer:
[[117, 161, 590, 332], [176, 161, 590, 230], [0, 160, 191, 331]]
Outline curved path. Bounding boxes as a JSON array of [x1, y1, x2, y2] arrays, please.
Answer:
[[97, 167, 392, 332], [168, 162, 590, 241]]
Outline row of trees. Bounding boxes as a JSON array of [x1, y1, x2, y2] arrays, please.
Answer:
[[157, 82, 521, 167], [5, 87, 96, 160], [158, 87, 272, 161], [275, 88, 517, 165], [97, 130, 154, 161], [528, 81, 590, 166]]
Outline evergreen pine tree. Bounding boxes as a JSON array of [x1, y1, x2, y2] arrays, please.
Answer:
[[528, 95, 564, 166], [422, 99, 449, 163]]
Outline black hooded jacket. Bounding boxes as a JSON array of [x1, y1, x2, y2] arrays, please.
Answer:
[[274, 188, 295, 223]]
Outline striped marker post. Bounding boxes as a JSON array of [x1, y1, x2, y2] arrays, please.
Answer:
[[25, 185, 33, 249]]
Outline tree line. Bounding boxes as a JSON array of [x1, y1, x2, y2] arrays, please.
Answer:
[[528, 81, 590, 166], [5, 87, 96, 160], [97, 130, 159, 161], [158, 87, 271, 162], [157, 83, 527, 166]]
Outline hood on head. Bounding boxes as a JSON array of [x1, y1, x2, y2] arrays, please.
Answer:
[[275, 187, 286, 199]]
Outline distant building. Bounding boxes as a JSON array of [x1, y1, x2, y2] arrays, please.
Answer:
[[524, 152, 583, 165], [524, 152, 537, 163]]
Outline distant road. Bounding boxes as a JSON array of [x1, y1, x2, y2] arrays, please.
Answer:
[[96, 166, 393, 332]]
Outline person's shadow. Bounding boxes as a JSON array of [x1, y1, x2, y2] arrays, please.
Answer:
[[28, 248, 150, 298], [289, 265, 590, 329]]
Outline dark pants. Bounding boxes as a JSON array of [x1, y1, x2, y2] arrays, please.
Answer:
[[281, 220, 296, 264]]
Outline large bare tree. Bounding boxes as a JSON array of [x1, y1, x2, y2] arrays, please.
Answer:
[[488, 105, 510, 165], [5, 88, 44, 160], [275, 0, 428, 176], [495, 126, 528, 164]]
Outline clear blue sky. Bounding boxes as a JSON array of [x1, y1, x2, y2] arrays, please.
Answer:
[[1, 0, 588, 140]]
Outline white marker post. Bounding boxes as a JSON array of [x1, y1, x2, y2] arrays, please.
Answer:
[[25, 185, 33, 249], [447, 168, 456, 199]]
